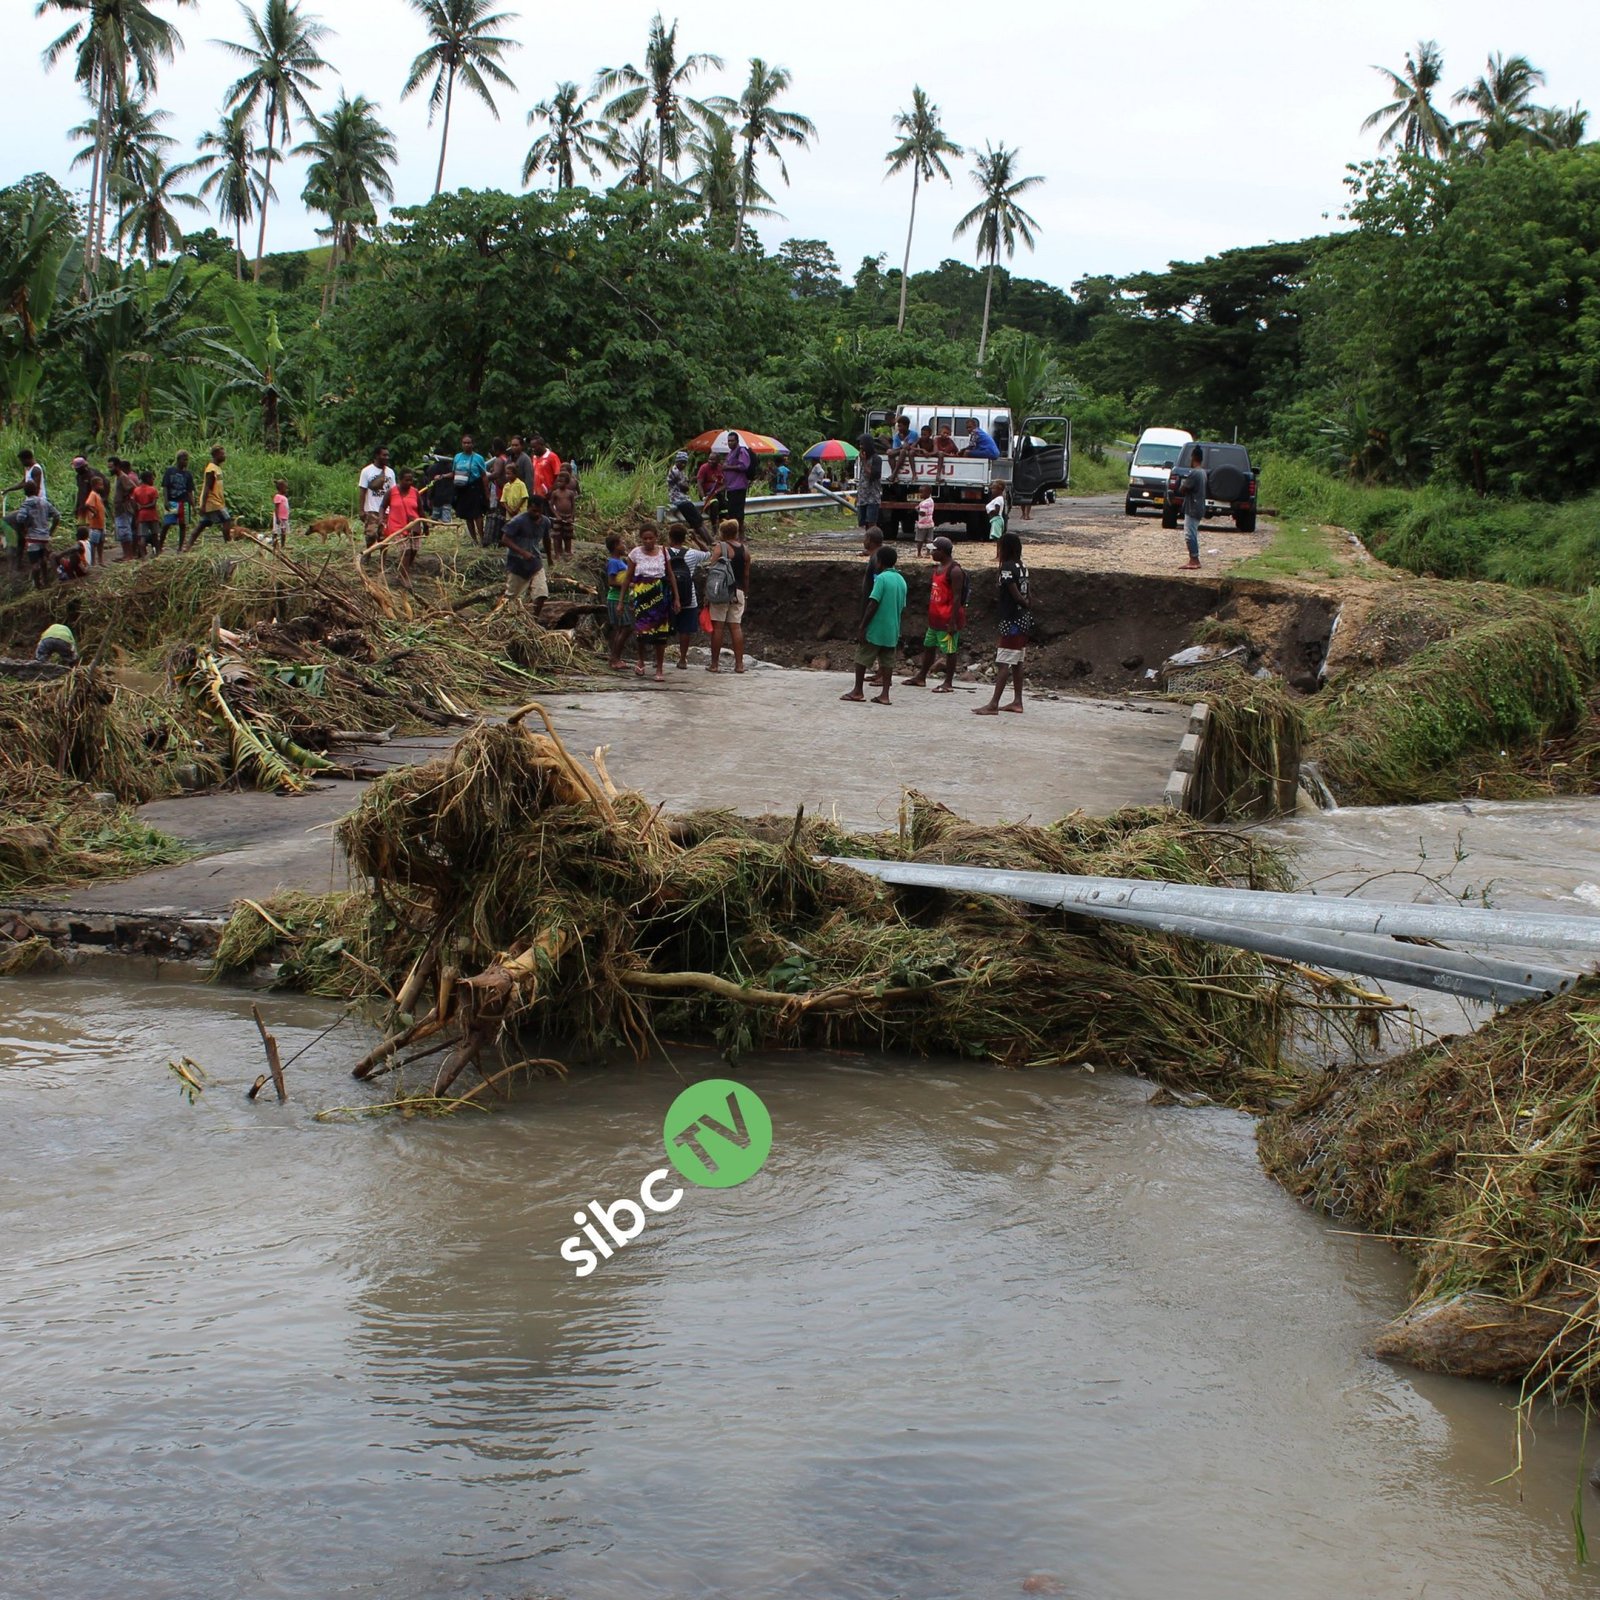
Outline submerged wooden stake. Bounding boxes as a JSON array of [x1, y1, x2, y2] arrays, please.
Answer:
[[250, 1004, 288, 1103]]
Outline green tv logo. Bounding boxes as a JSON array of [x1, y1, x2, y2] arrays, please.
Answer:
[[663, 1078, 773, 1188], [559, 1079, 772, 1278]]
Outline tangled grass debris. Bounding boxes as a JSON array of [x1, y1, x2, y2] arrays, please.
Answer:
[[1260, 981, 1600, 1396], [218, 704, 1383, 1113], [0, 535, 592, 879]]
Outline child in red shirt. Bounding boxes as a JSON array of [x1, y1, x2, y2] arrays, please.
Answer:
[[273, 479, 290, 549], [131, 470, 160, 559]]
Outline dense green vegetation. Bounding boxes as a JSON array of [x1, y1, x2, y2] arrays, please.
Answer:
[[7, 16, 1600, 585]]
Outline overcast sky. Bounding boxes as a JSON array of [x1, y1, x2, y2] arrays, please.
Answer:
[[6, 0, 1597, 289]]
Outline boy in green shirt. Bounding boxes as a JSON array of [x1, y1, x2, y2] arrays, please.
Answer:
[[840, 543, 907, 705]]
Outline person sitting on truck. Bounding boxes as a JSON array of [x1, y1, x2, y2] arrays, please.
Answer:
[[965, 423, 1001, 459], [933, 425, 960, 457], [887, 415, 919, 480]]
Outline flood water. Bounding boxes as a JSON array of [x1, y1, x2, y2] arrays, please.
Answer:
[[5, 971, 1599, 1599]]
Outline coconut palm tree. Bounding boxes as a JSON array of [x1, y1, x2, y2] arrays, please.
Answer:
[[70, 94, 178, 263], [607, 121, 660, 191], [402, 0, 520, 197], [686, 111, 778, 239], [885, 87, 963, 332], [1361, 40, 1452, 157], [522, 81, 610, 190], [295, 94, 397, 309], [192, 105, 274, 280], [1534, 104, 1590, 150], [598, 14, 723, 186], [1453, 52, 1547, 152], [219, 0, 331, 281], [114, 152, 202, 265], [953, 143, 1044, 367], [37, 0, 195, 270], [708, 59, 814, 251]]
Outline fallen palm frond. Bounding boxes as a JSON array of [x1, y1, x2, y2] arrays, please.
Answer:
[[1260, 981, 1600, 1395], [219, 705, 1376, 1111]]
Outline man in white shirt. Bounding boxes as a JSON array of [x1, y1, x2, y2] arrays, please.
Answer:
[[357, 446, 396, 548]]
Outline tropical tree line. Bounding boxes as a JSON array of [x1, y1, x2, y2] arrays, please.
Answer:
[[12, 14, 1600, 510], [1362, 41, 1587, 158], [35, 0, 1045, 356]]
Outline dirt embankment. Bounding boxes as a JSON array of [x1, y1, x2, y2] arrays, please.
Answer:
[[743, 557, 1338, 694]]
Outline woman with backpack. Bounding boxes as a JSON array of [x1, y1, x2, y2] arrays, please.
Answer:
[[704, 518, 751, 674], [667, 524, 709, 670]]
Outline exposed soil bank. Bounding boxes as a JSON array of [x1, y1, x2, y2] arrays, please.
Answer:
[[744, 559, 1337, 694]]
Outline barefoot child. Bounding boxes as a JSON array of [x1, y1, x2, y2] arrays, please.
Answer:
[[272, 479, 290, 548], [604, 534, 631, 669], [975, 532, 1031, 716], [914, 491, 935, 558], [840, 543, 906, 706], [131, 469, 161, 558], [548, 470, 578, 561], [82, 475, 107, 566], [905, 537, 967, 692], [986, 481, 1008, 542]]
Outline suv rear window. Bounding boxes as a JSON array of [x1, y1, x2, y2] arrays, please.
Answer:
[[1190, 443, 1251, 469]]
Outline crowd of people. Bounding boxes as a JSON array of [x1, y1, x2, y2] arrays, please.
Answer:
[[7, 419, 1036, 706], [4, 444, 245, 590], [352, 432, 577, 597], [840, 524, 1032, 714]]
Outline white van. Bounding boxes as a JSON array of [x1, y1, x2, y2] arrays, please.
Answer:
[[1126, 427, 1193, 516]]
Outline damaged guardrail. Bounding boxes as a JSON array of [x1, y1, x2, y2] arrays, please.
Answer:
[[829, 858, 1600, 1007]]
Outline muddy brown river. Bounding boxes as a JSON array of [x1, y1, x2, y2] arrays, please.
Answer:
[[5, 955, 1599, 1599]]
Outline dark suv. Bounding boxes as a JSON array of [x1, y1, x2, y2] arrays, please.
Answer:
[[1161, 442, 1258, 533]]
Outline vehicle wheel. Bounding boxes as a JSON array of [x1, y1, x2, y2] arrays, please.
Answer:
[[1124, 500, 1139, 517], [1235, 511, 1258, 533], [1160, 507, 1178, 530], [967, 515, 988, 541]]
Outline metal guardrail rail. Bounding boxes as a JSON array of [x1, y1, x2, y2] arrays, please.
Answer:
[[827, 858, 1600, 1007], [656, 490, 854, 524]]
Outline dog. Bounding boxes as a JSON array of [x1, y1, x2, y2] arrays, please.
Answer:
[[309, 514, 352, 540]]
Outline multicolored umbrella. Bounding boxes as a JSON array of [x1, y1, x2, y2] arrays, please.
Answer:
[[803, 439, 860, 462], [683, 429, 788, 456]]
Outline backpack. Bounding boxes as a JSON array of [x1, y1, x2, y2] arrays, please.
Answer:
[[668, 545, 695, 600], [703, 543, 738, 605]]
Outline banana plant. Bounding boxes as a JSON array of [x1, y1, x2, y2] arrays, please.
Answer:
[[73, 257, 206, 445], [0, 192, 131, 425], [202, 298, 289, 450]]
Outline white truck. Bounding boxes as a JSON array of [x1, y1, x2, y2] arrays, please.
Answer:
[[863, 404, 1071, 539], [1125, 426, 1193, 516]]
